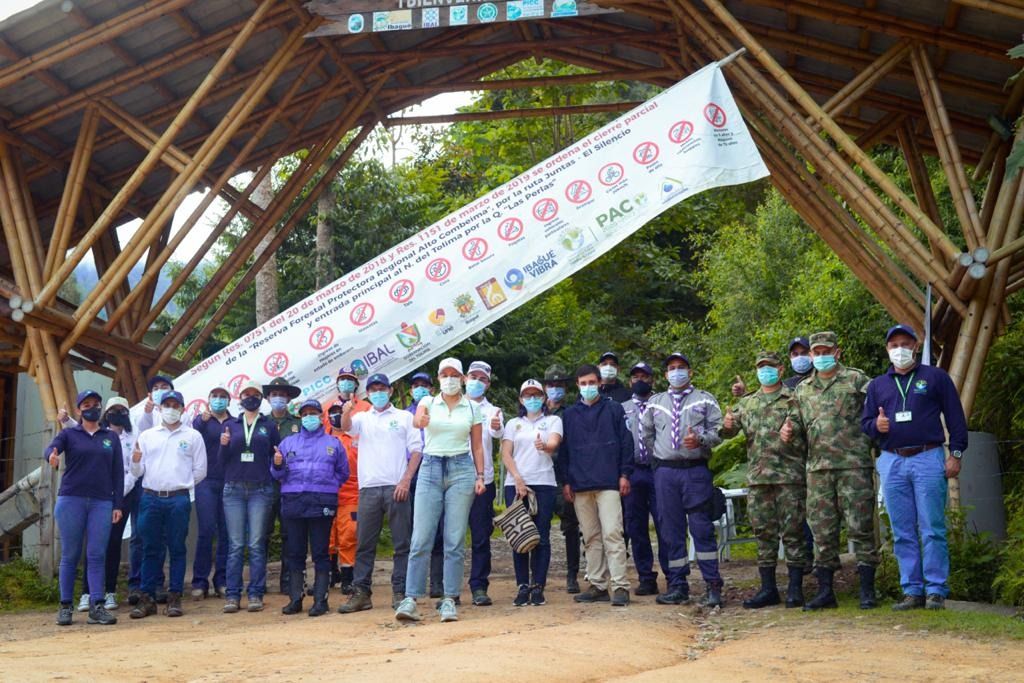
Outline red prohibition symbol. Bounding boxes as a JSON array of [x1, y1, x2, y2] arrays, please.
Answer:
[[264, 352, 289, 377], [633, 141, 660, 165], [227, 374, 250, 398], [462, 237, 489, 261], [389, 278, 415, 304], [350, 302, 375, 327], [598, 162, 625, 186], [425, 257, 451, 282], [309, 326, 334, 350], [668, 120, 695, 144], [532, 198, 559, 222], [497, 217, 524, 242], [565, 179, 592, 204], [185, 398, 208, 419], [703, 103, 727, 128]]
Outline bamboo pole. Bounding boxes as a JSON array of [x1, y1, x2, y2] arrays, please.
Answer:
[[814, 39, 912, 124], [955, 0, 1024, 22], [34, 0, 278, 310], [972, 75, 1024, 181], [896, 119, 947, 261]]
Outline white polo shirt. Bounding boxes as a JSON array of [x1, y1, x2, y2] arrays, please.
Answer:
[[131, 422, 207, 492], [349, 405, 423, 488], [502, 414, 563, 487]]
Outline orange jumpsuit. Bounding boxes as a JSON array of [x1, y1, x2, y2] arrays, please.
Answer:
[[324, 399, 370, 565]]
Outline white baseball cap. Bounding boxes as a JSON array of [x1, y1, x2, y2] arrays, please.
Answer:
[[438, 357, 464, 374], [519, 379, 544, 395], [105, 396, 130, 412]]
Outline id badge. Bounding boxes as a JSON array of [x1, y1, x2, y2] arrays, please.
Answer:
[[241, 450, 255, 463], [894, 411, 912, 423]]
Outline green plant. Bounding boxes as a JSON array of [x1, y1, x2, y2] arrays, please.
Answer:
[[0, 556, 59, 611], [947, 506, 1002, 602], [995, 491, 1024, 608], [874, 549, 903, 601]]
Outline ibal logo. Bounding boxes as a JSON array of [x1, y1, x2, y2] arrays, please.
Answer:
[[339, 345, 396, 378]]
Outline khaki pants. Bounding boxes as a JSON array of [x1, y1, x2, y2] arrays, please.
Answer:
[[573, 489, 629, 592]]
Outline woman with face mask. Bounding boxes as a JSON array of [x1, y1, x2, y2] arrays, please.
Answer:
[[219, 381, 281, 614], [46, 390, 125, 627], [501, 380, 564, 607], [396, 358, 486, 624]]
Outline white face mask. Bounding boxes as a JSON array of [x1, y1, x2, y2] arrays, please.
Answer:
[[888, 347, 915, 370], [599, 365, 618, 380], [439, 377, 462, 396], [161, 408, 182, 425]]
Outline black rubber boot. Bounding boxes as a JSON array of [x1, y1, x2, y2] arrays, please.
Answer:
[[329, 555, 341, 587], [803, 567, 838, 611], [785, 565, 805, 608], [858, 564, 878, 609], [281, 570, 305, 615], [339, 566, 354, 596], [742, 566, 781, 609], [565, 532, 581, 582], [308, 571, 330, 617]]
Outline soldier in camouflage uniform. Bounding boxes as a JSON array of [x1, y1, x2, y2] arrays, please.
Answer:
[[795, 331, 879, 611], [720, 351, 810, 609]]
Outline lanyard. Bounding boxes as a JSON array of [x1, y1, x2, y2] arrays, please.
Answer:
[[893, 372, 916, 412], [242, 415, 258, 450]]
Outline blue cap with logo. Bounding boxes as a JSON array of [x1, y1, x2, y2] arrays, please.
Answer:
[[629, 362, 654, 376], [76, 389, 101, 407], [885, 324, 919, 341], [299, 399, 323, 413], [148, 375, 174, 390], [160, 390, 185, 406], [366, 373, 391, 388], [664, 352, 690, 368], [410, 371, 431, 385], [788, 336, 810, 352]]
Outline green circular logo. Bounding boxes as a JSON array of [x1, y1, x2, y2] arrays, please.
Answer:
[[477, 3, 498, 22]]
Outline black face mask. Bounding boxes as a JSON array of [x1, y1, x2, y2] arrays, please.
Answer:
[[106, 411, 132, 429], [81, 407, 102, 423], [631, 380, 652, 397], [240, 396, 262, 412], [329, 414, 342, 428]]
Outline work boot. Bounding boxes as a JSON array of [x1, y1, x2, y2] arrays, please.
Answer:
[[339, 566, 354, 596], [634, 579, 659, 596], [785, 565, 805, 608], [566, 574, 580, 594], [129, 593, 157, 619], [573, 586, 610, 603], [702, 586, 724, 609], [471, 589, 492, 606], [926, 594, 946, 610], [281, 570, 305, 615], [892, 594, 925, 611], [656, 585, 690, 605], [743, 566, 780, 609], [858, 564, 878, 609], [87, 602, 118, 625], [308, 571, 330, 617], [611, 588, 630, 607], [329, 554, 341, 587], [155, 587, 168, 604], [127, 588, 142, 606], [803, 567, 838, 611], [338, 587, 373, 614], [165, 591, 183, 617]]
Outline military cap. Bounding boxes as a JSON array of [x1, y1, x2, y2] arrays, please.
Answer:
[[544, 364, 570, 381], [755, 350, 783, 366], [808, 331, 838, 349]]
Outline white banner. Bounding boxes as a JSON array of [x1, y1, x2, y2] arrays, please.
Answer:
[[169, 62, 769, 416]]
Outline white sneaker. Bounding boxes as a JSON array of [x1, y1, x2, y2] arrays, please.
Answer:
[[394, 597, 422, 622], [438, 597, 458, 623], [104, 593, 118, 610], [77, 594, 90, 612]]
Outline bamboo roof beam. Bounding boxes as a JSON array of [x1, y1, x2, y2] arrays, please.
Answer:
[[814, 39, 912, 124], [385, 102, 642, 127], [897, 119, 949, 262], [973, 74, 1024, 181], [388, 69, 677, 96], [955, 0, 1024, 22]]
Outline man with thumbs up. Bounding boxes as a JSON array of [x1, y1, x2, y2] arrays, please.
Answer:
[[862, 325, 968, 611], [721, 352, 809, 609]]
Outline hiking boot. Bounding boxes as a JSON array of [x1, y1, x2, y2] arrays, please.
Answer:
[[282, 569, 305, 615], [513, 584, 530, 607], [438, 597, 458, 622], [129, 593, 157, 619], [785, 565, 805, 608], [573, 586, 610, 603], [395, 597, 422, 622], [743, 566, 781, 609], [530, 585, 546, 606], [87, 601, 117, 625], [155, 588, 168, 604], [57, 603, 73, 626], [127, 589, 142, 606], [858, 564, 878, 609], [656, 586, 691, 605], [339, 566, 354, 596], [222, 598, 240, 614], [247, 596, 264, 612], [391, 592, 405, 610], [164, 592, 183, 617], [611, 588, 630, 606], [472, 589, 492, 606], [892, 594, 926, 611], [803, 567, 838, 611], [566, 574, 580, 594], [191, 588, 207, 601], [104, 592, 119, 610], [307, 571, 330, 617], [702, 586, 724, 609], [77, 594, 90, 612], [634, 579, 659, 596], [925, 594, 946, 610], [339, 588, 373, 614]]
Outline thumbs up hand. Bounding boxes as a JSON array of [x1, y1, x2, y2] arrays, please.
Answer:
[[534, 432, 545, 453], [131, 444, 142, 463], [683, 425, 700, 450], [490, 409, 503, 432], [274, 446, 284, 467], [731, 375, 746, 397], [48, 448, 60, 468], [57, 404, 69, 424], [780, 416, 794, 443], [876, 406, 890, 434], [220, 427, 231, 446], [723, 408, 735, 431]]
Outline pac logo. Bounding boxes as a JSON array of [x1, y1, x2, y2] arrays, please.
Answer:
[[454, 293, 475, 317], [428, 308, 446, 326], [397, 322, 422, 349], [504, 268, 525, 291], [476, 278, 507, 310]]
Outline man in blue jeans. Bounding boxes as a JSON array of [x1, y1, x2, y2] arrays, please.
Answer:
[[190, 384, 233, 599], [129, 391, 207, 619], [862, 324, 968, 611]]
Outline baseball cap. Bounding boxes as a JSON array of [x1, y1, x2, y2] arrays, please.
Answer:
[[160, 390, 185, 406], [366, 373, 391, 388], [76, 389, 101, 407], [519, 379, 544, 395], [298, 399, 323, 413], [629, 362, 654, 376], [664, 352, 690, 368], [238, 380, 263, 395], [410, 371, 432, 385], [885, 324, 919, 341], [543, 364, 570, 382], [787, 336, 810, 352], [104, 396, 129, 412], [809, 331, 838, 349], [208, 384, 230, 396], [598, 351, 618, 364], [438, 357, 463, 374], [468, 360, 492, 378], [147, 375, 174, 390]]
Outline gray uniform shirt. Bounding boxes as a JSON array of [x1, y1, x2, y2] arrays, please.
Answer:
[[622, 396, 650, 465], [641, 388, 723, 461]]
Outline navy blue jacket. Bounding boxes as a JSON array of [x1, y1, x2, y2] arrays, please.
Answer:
[[44, 424, 125, 511], [558, 397, 634, 491], [219, 413, 281, 484], [192, 412, 234, 482], [861, 362, 968, 453]]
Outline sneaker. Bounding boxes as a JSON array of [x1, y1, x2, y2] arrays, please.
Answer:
[[165, 592, 183, 617], [471, 589, 492, 607], [573, 586, 610, 603], [391, 592, 405, 610], [530, 585, 546, 606], [191, 588, 207, 601], [891, 594, 926, 611], [88, 602, 118, 625], [438, 597, 458, 622], [656, 587, 691, 605], [222, 598, 240, 614], [214, 585, 227, 599], [104, 592, 119, 610], [129, 594, 157, 619], [513, 584, 530, 607], [56, 604, 73, 626], [394, 597, 422, 622], [925, 594, 946, 610], [611, 588, 630, 607], [77, 594, 90, 612], [434, 596, 461, 610], [338, 589, 373, 614], [247, 596, 264, 612], [634, 580, 659, 596]]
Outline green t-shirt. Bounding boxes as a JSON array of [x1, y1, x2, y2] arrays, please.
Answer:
[[423, 395, 484, 456]]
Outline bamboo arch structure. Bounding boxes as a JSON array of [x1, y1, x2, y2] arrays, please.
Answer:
[[1, 1, 1023, 536]]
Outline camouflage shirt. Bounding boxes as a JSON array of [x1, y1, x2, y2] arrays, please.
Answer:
[[720, 386, 806, 485], [270, 412, 302, 438], [794, 364, 873, 471]]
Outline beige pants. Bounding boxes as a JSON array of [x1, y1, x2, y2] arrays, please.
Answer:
[[573, 489, 629, 591]]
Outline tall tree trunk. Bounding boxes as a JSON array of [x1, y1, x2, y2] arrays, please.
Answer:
[[315, 188, 335, 289], [252, 171, 278, 325]]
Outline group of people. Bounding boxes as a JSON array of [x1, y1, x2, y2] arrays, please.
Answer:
[[45, 322, 968, 627]]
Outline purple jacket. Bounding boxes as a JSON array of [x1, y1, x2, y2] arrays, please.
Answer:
[[271, 427, 348, 495]]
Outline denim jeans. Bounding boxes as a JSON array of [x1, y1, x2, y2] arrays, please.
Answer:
[[223, 481, 273, 600], [55, 496, 112, 604], [138, 492, 191, 596], [877, 447, 950, 597], [191, 478, 227, 591], [405, 454, 477, 599], [81, 484, 141, 595], [504, 485, 556, 587]]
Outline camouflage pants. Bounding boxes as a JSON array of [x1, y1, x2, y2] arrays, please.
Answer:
[[747, 483, 811, 568], [807, 467, 878, 569]]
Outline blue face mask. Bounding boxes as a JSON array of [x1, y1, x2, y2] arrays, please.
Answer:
[[465, 378, 487, 399], [790, 354, 813, 374], [667, 368, 690, 388], [522, 396, 544, 413], [269, 396, 289, 411], [812, 354, 837, 372], [756, 366, 780, 386], [368, 391, 390, 409], [337, 379, 357, 394], [546, 386, 565, 402], [579, 385, 599, 402], [209, 397, 229, 413], [411, 386, 431, 403], [301, 415, 322, 432], [152, 389, 167, 405]]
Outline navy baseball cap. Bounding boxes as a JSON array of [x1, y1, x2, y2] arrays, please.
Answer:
[[664, 352, 690, 367], [159, 390, 185, 406], [366, 373, 391, 388], [886, 324, 919, 341], [410, 372, 432, 384], [148, 375, 174, 390], [299, 399, 323, 413], [76, 389, 101, 407], [787, 336, 810, 352], [598, 351, 619, 364], [629, 362, 654, 376]]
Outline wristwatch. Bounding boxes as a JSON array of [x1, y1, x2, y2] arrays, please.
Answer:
[[951, 450, 963, 460]]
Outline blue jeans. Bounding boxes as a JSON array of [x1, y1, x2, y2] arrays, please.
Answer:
[[406, 454, 477, 599], [55, 496, 112, 604], [138, 492, 191, 596], [81, 484, 142, 596], [625, 466, 670, 584], [504, 485, 556, 587], [223, 481, 273, 600], [877, 448, 950, 597], [191, 479, 228, 591]]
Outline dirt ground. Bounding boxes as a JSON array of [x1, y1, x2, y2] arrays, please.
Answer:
[[1, 548, 1021, 682]]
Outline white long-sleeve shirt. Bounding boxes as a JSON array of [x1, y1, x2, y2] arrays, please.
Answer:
[[471, 397, 505, 484], [131, 422, 207, 492]]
